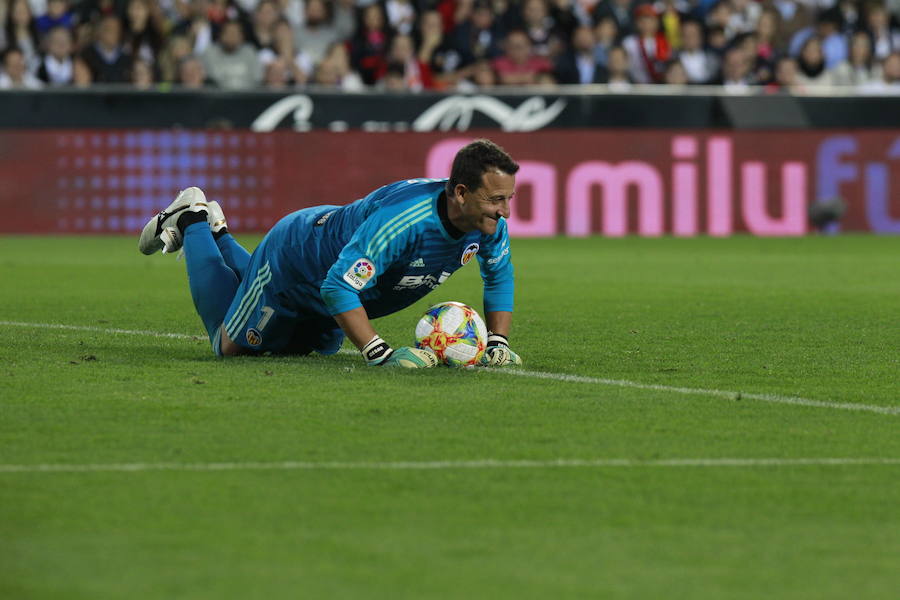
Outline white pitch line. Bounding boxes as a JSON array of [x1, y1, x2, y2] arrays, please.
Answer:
[[2, 320, 898, 416], [1, 457, 899, 474]]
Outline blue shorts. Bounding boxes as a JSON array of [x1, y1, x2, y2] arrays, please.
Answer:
[[214, 215, 344, 356]]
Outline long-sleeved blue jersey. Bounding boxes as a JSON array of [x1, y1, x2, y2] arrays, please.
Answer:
[[259, 178, 513, 323]]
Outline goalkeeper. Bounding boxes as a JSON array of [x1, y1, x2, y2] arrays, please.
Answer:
[[138, 139, 522, 368]]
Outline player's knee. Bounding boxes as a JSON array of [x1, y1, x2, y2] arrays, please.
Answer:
[[218, 328, 246, 356]]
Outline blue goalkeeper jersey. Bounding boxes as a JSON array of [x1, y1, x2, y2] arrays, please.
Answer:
[[270, 178, 514, 321]]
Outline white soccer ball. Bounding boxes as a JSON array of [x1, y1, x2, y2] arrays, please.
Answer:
[[414, 301, 488, 367]]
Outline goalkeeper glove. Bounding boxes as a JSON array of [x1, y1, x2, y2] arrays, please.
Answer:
[[362, 336, 439, 368], [480, 333, 523, 367]]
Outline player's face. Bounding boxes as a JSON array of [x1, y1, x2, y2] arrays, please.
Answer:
[[458, 170, 516, 235]]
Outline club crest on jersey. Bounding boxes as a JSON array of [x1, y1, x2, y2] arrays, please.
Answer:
[[246, 328, 262, 346], [461, 243, 479, 265], [343, 258, 375, 290]]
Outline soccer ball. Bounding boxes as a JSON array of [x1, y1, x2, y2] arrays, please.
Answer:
[[415, 301, 487, 367]]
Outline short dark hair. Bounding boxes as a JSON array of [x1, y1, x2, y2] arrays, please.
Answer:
[[446, 139, 519, 195]]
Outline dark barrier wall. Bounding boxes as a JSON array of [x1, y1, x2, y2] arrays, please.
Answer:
[[2, 130, 897, 235], [3, 90, 900, 130]]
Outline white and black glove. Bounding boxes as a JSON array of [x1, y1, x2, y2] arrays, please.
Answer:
[[480, 333, 523, 367], [362, 335, 438, 368]]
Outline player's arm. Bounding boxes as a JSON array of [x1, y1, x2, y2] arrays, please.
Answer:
[[477, 219, 522, 367], [320, 202, 439, 368]]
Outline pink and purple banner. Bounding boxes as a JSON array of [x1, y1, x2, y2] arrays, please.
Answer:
[[0, 130, 897, 235]]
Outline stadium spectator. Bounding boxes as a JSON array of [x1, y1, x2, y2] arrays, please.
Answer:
[[491, 28, 552, 85], [5, 0, 40, 72], [450, 0, 503, 67], [592, 14, 617, 66], [313, 42, 364, 90], [663, 57, 688, 85], [0, 45, 41, 87], [554, 24, 608, 84], [158, 33, 193, 83], [706, 23, 728, 56], [34, 0, 73, 36], [124, 0, 165, 65], [81, 15, 133, 83], [789, 9, 847, 69], [726, 0, 761, 37], [795, 35, 829, 86], [863, 1, 900, 60], [248, 0, 280, 50], [857, 50, 900, 93], [202, 19, 262, 89], [829, 30, 880, 86], [718, 45, 755, 91], [754, 7, 779, 64], [36, 25, 73, 85], [350, 2, 390, 85], [377, 33, 434, 90], [592, 0, 634, 38], [295, 0, 355, 66], [379, 60, 408, 90], [171, 0, 214, 56], [605, 43, 632, 89], [258, 18, 313, 85], [417, 9, 460, 87], [518, 0, 562, 58], [677, 19, 719, 83], [622, 4, 671, 83], [131, 56, 154, 88], [177, 55, 208, 88], [767, 55, 803, 94]]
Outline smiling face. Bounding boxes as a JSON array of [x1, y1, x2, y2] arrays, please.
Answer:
[[451, 169, 516, 235]]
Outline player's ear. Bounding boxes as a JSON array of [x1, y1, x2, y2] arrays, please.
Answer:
[[453, 184, 467, 203]]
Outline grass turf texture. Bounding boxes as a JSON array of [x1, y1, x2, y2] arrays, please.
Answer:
[[1, 234, 898, 599]]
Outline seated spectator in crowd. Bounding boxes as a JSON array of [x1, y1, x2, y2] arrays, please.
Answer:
[[829, 30, 880, 87], [451, 0, 503, 67], [555, 24, 608, 84], [5, 0, 40, 72], [171, 0, 215, 56], [663, 58, 688, 85], [313, 42, 364, 91], [592, 15, 617, 66], [351, 2, 389, 85], [518, 0, 565, 58], [202, 19, 262, 89], [717, 45, 756, 91], [857, 50, 900, 94], [124, 0, 164, 65], [379, 61, 408, 91], [678, 19, 719, 83], [0, 45, 42, 88], [131, 56, 154, 89], [417, 10, 461, 88], [593, 0, 634, 38], [706, 1, 734, 41], [864, 1, 900, 60], [754, 8, 779, 63], [36, 26, 74, 85], [789, 8, 846, 69], [177, 55, 208, 88], [386, 0, 416, 36], [623, 4, 671, 83], [263, 57, 292, 89], [35, 0, 74, 36], [491, 29, 552, 85], [377, 34, 434, 90], [158, 34, 192, 83], [295, 0, 355, 66], [767, 55, 803, 94], [258, 19, 313, 86], [795, 35, 829, 86], [249, 0, 280, 50], [81, 14, 133, 83], [733, 31, 772, 83], [706, 23, 728, 56], [605, 44, 632, 90], [72, 55, 91, 86]]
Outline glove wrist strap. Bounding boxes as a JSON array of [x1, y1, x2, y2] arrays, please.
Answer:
[[486, 333, 509, 348], [362, 335, 393, 365]]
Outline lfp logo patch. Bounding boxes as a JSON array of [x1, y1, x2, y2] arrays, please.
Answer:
[[343, 258, 376, 290], [461, 243, 479, 265]]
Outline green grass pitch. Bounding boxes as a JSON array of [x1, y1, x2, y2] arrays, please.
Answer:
[[1, 234, 898, 599]]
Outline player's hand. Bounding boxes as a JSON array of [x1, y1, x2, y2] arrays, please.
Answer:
[[480, 333, 523, 367], [381, 347, 439, 368]]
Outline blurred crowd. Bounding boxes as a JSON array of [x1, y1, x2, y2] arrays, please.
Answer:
[[0, 0, 898, 93]]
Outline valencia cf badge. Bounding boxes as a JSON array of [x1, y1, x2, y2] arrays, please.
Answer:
[[246, 328, 263, 346], [461, 243, 479, 265]]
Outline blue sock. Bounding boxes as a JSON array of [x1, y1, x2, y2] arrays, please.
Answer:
[[215, 233, 251, 282], [183, 223, 239, 345]]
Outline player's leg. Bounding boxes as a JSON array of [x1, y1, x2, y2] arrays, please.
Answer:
[[207, 200, 251, 282]]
